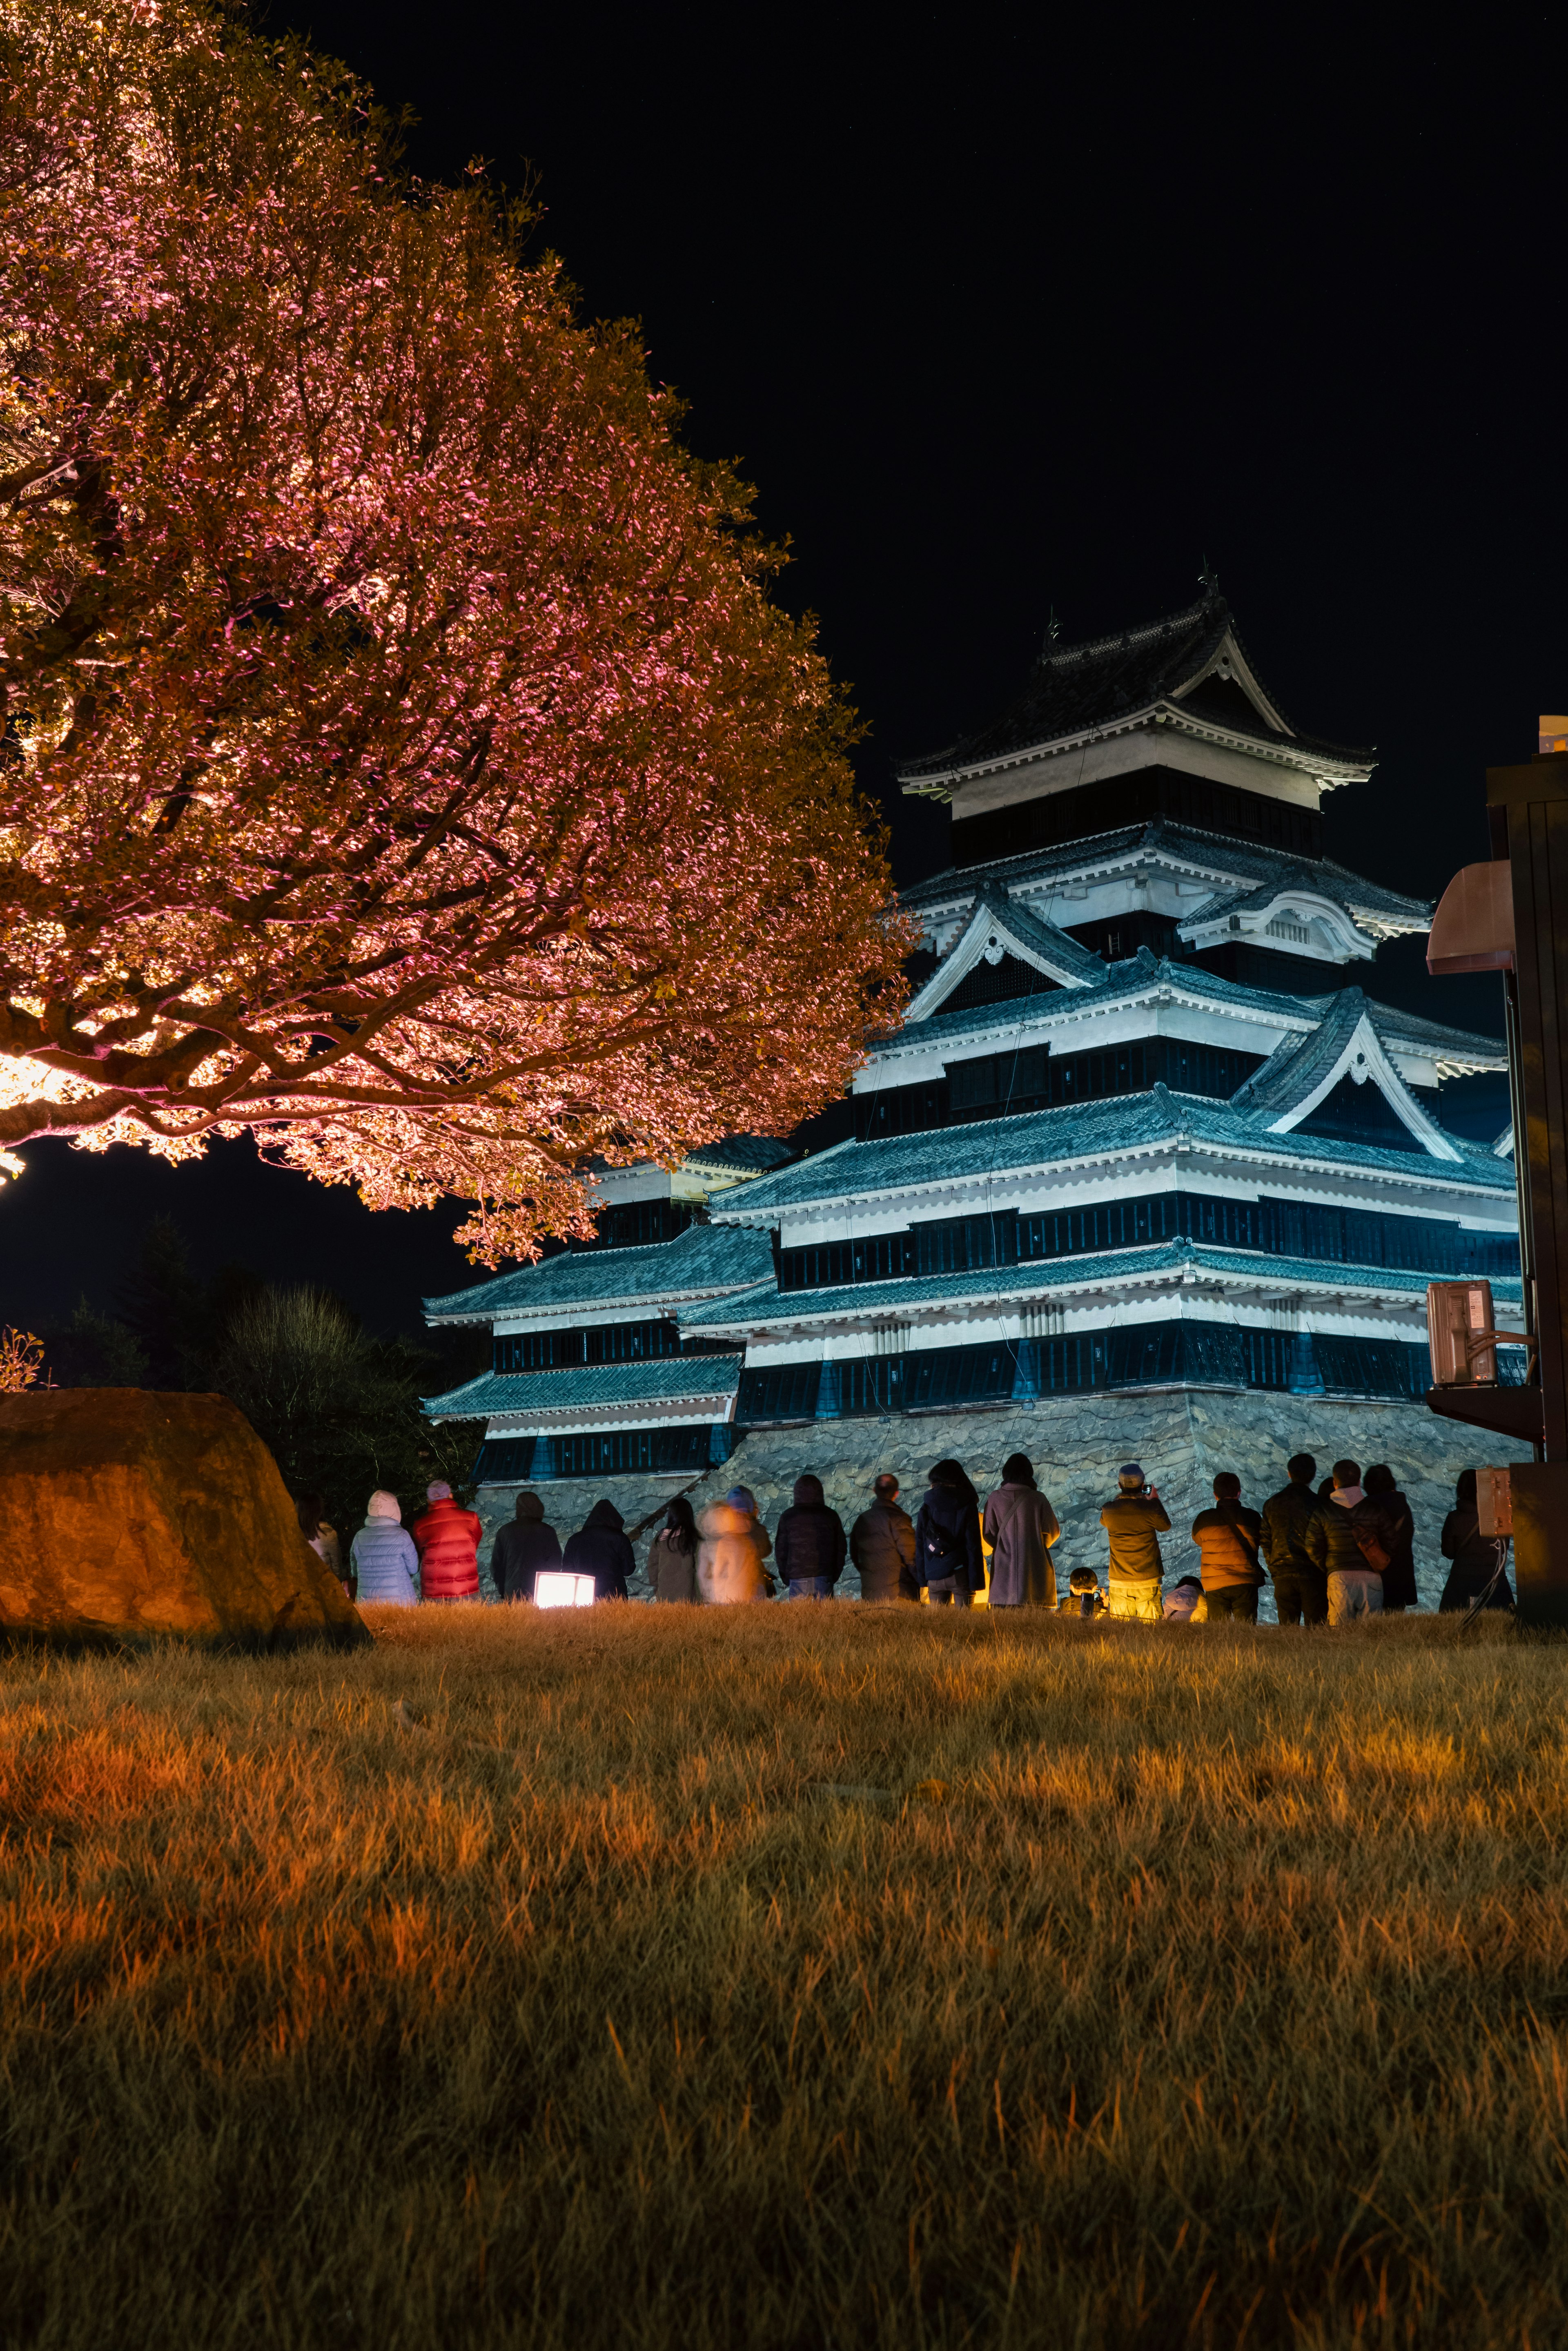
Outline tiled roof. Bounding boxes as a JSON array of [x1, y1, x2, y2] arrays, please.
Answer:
[[423, 1353, 744, 1421], [895, 597, 1372, 782], [682, 1240, 1520, 1333], [423, 1222, 774, 1323], [1231, 990, 1367, 1116], [901, 819, 1429, 927], [970, 883, 1107, 985], [711, 1085, 1516, 1219], [686, 1134, 795, 1172], [1367, 1003, 1507, 1063], [891, 955, 1503, 1070]]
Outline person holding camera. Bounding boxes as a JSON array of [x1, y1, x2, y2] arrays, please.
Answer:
[[1098, 1463, 1170, 1620]]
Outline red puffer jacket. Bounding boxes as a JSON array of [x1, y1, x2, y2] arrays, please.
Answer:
[[410, 1497, 483, 1600]]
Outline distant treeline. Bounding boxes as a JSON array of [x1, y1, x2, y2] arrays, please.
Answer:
[[39, 1219, 488, 1540]]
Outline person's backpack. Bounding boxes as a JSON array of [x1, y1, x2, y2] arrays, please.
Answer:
[[1352, 1512, 1392, 1574]]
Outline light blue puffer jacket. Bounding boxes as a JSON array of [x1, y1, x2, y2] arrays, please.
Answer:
[[350, 1518, 421, 1604]]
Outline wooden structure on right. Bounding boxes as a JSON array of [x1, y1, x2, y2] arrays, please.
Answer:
[[1428, 740, 1568, 1623]]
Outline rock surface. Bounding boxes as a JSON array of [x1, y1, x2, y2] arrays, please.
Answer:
[[0, 1389, 368, 1647], [471, 1389, 1530, 1618]]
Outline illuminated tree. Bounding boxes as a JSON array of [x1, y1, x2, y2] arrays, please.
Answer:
[[0, 1329, 48, 1393], [0, 0, 909, 1261]]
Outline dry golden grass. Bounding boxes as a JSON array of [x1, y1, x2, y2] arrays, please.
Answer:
[[1, 1607, 1565, 2349]]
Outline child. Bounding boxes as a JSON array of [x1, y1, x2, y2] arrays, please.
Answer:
[[1163, 1573, 1203, 1622], [1066, 1564, 1107, 1619]]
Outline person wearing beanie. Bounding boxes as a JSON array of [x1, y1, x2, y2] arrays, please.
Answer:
[[348, 1489, 421, 1606], [411, 1479, 483, 1603], [490, 1490, 561, 1603], [849, 1473, 918, 1603], [1098, 1464, 1170, 1620], [982, 1452, 1062, 1608]]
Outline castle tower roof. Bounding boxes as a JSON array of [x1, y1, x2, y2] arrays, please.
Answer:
[[899, 592, 1374, 804]]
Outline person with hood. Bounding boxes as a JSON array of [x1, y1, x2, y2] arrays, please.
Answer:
[[1261, 1453, 1326, 1626], [775, 1473, 848, 1599], [1099, 1464, 1171, 1620], [1439, 1469, 1515, 1611], [647, 1494, 700, 1602], [982, 1453, 1062, 1607], [914, 1459, 984, 1606], [410, 1480, 483, 1602], [1303, 1458, 1396, 1624], [697, 1485, 773, 1604], [1189, 1472, 1265, 1621], [348, 1490, 420, 1606], [490, 1491, 561, 1603], [849, 1474, 918, 1602], [1363, 1464, 1418, 1610], [564, 1498, 635, 1600]]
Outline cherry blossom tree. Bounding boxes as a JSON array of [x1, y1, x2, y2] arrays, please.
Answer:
[[0, 0, 909, 1261]]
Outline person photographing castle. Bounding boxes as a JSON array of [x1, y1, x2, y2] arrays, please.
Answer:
[[1098, 1465, 1170, 1620]]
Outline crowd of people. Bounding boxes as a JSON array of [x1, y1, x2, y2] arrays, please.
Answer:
[[301, 1449, 1515, 1622]]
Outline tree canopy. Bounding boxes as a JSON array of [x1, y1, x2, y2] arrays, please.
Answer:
[[0, 0, 909, 1260]]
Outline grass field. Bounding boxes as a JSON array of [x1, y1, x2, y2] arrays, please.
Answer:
[[2, 1606, 1565, 2349]]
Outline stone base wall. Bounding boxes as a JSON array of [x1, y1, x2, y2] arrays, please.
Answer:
[[473, 1388, 1530, 1614]]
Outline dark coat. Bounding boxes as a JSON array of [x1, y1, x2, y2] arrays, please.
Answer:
[[1375, 1489, 1418, 1608], [774, 1475, 847, 1586], [647, 1526, 698, 1602], [1439, 1506, 1514, 1610], [849, 1499, 917, 1601], [1259, 1481, 1320, 1576], [1303, 1491, 1396, 1580], [491, 1516, 561, 1602], [914, 1483, 984, 1592], [563, 1499, 635, 1600]]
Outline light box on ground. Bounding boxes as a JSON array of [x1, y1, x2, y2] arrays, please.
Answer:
[[535, 1571, 596, 1609]]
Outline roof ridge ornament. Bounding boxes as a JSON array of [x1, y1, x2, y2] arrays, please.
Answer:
[[1198, 555, 1221, 602]]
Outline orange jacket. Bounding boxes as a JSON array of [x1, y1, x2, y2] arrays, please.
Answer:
[[411, 1497, 483, 1600]]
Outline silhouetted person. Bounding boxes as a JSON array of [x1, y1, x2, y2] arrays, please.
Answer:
[[1439, 1469, 1515, 1612], [1363, 1464, 1417, 1611], [647, 1494, 700, 1602], [491, 1490, 561, 1603], [915, 1459, 983, 1607], [850, 1474, 917, 1602], [1261, 1452, 1325, 1626], [983, 1451, 1061, 1607]]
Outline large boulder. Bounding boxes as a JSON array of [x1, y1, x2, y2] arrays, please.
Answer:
[[0, 1389, 368, 1647]]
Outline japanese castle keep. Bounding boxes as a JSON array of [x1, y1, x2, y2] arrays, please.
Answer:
[[425, 591, 1527, 1593]]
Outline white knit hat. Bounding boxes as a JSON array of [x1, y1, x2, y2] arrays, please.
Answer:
[[366, 1490, 401, 1522]]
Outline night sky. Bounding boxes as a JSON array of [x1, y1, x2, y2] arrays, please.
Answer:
[[3, 4, 1559, 1337]]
